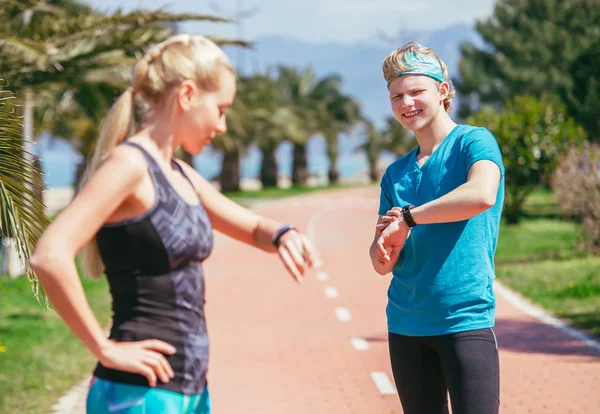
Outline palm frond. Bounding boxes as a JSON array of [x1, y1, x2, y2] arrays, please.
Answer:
[[82, 63, 135, 87], [85, 10, 232, 28], [43, 10, 231, 46], [205, 36, 252, 49], [0, 84, 49, 295], [0, 36, 48, 67], [49, 23, 171, 50]]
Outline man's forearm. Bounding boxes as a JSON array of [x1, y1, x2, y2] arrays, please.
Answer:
[[369, 243, 396, 275], [411, 182, 495, 225]]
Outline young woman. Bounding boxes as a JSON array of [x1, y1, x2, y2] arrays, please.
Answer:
[[30, 34, 316, 414], [369, 42, 504, 414]]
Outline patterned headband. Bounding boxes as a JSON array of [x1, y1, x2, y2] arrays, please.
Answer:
[[386, 51, 445, 89]]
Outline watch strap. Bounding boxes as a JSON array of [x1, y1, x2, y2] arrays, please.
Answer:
[[272, 225, 296, 247], [402, 205, 417, 228]]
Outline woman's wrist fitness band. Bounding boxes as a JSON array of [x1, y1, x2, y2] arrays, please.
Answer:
[[272, 225, 296, 247]]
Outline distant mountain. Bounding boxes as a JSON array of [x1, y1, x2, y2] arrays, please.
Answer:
[[223, 23, 484, 126]]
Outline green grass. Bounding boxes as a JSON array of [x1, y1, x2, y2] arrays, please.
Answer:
[[520, 187, 563, 218], [497, 257, 600, 337], [224, 184, 331, 199], [495, 188, 600, 337], [0, 275, 110, 414], [224, 183, 371, 206], [496, 219, 584, 264]]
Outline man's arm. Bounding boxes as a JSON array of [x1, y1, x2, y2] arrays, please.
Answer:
[[410, 160, 501, 225], [369, 215, 408, 275]]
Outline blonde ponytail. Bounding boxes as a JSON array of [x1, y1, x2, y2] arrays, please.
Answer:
[[79, 88, 135, 279]]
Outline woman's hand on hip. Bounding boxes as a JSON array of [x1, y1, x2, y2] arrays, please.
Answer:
[[99, 339, 176, 387]]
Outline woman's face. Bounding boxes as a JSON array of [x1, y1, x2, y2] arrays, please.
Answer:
[[178, 69, 237, 155]]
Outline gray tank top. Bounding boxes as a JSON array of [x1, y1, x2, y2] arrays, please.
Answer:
[[94, 141, 214, 395]]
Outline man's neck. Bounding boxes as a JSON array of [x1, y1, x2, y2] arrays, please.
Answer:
[[414, 110, 457, 156]]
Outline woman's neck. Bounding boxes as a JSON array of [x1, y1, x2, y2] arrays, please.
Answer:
[[136, 112, 180, 162]]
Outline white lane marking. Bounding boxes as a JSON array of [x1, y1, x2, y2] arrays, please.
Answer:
[[307, 207, 332, 246], [335, 307, 352, 322], [494, 281, 600, 353], [371, 372, 396, 395], [316, 271, 329, 281], [324, 286, 339, 298], [306, 207, 333, 274], [350, 337, 370, 351]]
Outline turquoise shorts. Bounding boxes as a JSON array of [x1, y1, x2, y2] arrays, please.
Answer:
[[86, 377, 210, 414]]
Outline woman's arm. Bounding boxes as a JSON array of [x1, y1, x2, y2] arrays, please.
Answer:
[[30, 147, 175, 386], [176, 161, 317, 282]]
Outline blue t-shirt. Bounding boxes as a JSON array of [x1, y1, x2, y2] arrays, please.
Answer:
[[378, 124, 505, 336]]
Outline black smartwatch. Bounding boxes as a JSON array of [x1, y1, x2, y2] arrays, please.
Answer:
[[402, 204, 417, 228]]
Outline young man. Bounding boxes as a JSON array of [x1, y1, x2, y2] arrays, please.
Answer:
[[369, 42, 504, 414]]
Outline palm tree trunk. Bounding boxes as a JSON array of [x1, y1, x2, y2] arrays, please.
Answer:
[[368, 153, 378, 183], [260, 148, 278, 188], [220, 149, 241, 193], [326, 133, 340, 185], [328, 151, 339, 185], [292, 142, 308, 186], [367, 143, 379, 183]]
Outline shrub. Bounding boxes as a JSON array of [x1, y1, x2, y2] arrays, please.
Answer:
[[469, 95, 586, 224], [552, 143, 600, 250]]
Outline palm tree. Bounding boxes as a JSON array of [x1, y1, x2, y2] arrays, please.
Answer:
[[361, 121, 381, 183], [0, 0, 246, 189], [0, 82, 49, 292], [310, 78, 361, 184], [34, 83, 122, 188], [277, 67, 362, 186], [380, 116, 413, 157], [212, 76, 252, 193], [213, 74, 303, 192], [258, 107, 304, 188], [359, 117, 413, 183], [238, 74, 304, 188], [276, 67, 323, 186]]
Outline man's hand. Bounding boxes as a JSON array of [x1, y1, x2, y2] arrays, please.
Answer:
[[375, 218, 410, 263], [376, 207, 403, 234]]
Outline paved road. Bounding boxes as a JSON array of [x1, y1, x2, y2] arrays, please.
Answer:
[[62, 187, 600, 414]]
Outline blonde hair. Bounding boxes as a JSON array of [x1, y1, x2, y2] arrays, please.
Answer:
[[79, 34, 234, 279], [382, 42, 455, 112]]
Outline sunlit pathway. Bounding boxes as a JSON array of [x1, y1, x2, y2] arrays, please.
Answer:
[[61, 187, 600, 414]]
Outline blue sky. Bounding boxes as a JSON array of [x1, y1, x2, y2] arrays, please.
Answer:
[[85, 0, 496, 44]]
